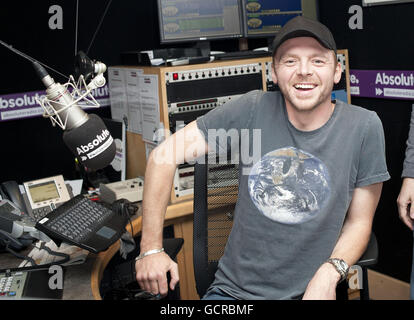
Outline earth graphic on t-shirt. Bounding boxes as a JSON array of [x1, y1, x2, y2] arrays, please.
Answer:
[[248, 147, 331, 224]]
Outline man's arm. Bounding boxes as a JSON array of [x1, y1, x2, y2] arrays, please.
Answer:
[[398, 107, 414, 230], [397, 178, 414, 230], [135, 120, 209, 296], [302, 182, 383, 300]]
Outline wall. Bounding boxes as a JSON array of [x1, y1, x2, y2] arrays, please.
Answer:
[[0, 1, 160, 183], [319, 0, 414, 282], [0, 1, 246, 184]]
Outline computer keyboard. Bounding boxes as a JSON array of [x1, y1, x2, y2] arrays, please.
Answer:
[[35, 195, 127, 253], [213, 50, 271, 60]]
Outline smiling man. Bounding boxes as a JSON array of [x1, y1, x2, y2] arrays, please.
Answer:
[[135, 16, 390, 300]]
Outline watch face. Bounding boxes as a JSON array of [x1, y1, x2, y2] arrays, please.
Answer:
[[338, 260, 348, 272], [328, 259, 348, 282]]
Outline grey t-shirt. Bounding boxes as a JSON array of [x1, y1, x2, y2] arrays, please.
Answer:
[[196, 90, 390, 300]]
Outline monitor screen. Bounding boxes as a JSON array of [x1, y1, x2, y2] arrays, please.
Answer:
[[28, 181, 60, 203], [157, 0, 244, 43], [242, 0, 303, 38]]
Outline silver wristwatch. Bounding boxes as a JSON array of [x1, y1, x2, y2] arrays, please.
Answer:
[[326, 258, 349, 283]]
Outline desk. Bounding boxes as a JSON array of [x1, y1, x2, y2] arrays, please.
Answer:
[[0, 199, 197, 299]]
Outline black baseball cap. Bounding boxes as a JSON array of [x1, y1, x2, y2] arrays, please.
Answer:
[[272, 16, 337, 58]]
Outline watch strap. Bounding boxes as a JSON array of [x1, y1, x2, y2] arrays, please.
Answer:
[[326, 258, 349, 283]]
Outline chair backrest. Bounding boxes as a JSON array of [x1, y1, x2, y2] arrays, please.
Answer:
[[193, 155, 239, 298]]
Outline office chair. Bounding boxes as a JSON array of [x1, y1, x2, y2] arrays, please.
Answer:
[[193, 155, 239, 298], [193, 156, 378, 300]]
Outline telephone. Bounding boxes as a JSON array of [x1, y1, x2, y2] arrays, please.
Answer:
[[0, 181, 27, 215], [0, 175, 72, 252], [0, 181, 35, 252], [21, 175, 72, 221], [0, 199, 35, 251]]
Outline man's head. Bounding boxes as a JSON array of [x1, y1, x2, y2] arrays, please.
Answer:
[[271, 16, 341, 113], [271, 16, 337, 60]]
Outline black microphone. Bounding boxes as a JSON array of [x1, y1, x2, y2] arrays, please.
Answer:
[[33, 61, 116, 170]]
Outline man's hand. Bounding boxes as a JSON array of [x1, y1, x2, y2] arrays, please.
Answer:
[[302, 263, 341, 300], [135, 252, 179, 297], [397, 177, 414, 230]]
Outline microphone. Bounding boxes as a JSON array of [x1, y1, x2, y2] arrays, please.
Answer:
[[33, 61, 116, 170]]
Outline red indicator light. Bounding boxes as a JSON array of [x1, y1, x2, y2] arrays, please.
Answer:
[[173, 73, 179, 80]]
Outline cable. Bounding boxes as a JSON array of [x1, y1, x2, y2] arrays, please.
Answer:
[[86, 0, 113, 55], [108, 199, 137, 236], [124, 202, 137, 236], [39, 242, 71, 265], [4, 242, 37, 267], [0, 240, 70, 273], [75, 0, 79, 56], [0, 39, 69, 80]]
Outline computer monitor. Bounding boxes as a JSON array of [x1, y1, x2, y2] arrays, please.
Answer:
[[242, 0, 318, 38], [157, 0, 244, 43]]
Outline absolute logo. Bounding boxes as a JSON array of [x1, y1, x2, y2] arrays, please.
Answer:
[[375, 72, 414, 87], [0, 86, 108, 110], [90, 86, 109, 98], [0, 92, 45, 109], [77, 129, 111, 157]]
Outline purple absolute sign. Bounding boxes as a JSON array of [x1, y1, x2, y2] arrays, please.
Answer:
[[350, 69, 414, 101], [0, 85, 110, 122]]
